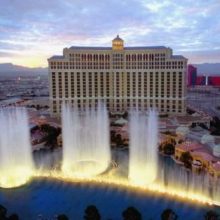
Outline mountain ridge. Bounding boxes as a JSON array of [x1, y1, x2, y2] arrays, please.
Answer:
[[192, 63, 220, 75], [0, 62, 219, 76], [0, 63, 48, 76]]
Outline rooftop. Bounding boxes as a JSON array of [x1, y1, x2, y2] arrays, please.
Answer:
[[172, 55, 186, 59], [176, 141, 203, 152], [113, 35, 124, 42], [191, 151, 217, 162], [69, 46, 167, 50], [48, 55, 64, 60], [211, 161, 220, 172]]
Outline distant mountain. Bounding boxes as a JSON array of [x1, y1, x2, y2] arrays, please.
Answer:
[[0, 63, 48, 77], [192, 63, 220, 75], [0, 62, 219, 77]]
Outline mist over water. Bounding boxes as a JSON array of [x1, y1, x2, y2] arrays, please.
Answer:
[[129, 109, 158, 185], [0, 108, 34, 187], [62, 103, 111, 178]]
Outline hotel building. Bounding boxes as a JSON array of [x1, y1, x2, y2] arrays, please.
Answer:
[[48, 36, 187, 115]]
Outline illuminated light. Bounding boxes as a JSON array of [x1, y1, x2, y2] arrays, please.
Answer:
[[128, 164, 158, 186], [62, 104, 111, 178], [0, 160, 215, 202], [62, 160, 110, 178], [0, 108, 34, 189], [32, 170, 214, 206], [0, 167, 33, 188], [129, 110, 158, 186]]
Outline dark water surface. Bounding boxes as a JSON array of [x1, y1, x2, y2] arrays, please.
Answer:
[[0, 177, 218, 220]]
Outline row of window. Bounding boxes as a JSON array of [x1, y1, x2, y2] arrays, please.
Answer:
[[52, 99, 184, 113], [52, 71, 183, 77], [50, 61, 184, 70], [67, 53, 167, 62], [51, 71, 183, 98]]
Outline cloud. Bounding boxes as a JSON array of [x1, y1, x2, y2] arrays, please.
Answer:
[[0, 51, 18, 57], [181, 49, 220, 64], [0, 0, 219, 66]]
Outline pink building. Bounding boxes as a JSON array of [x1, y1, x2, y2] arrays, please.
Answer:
[[187, 65, 197, 86], [208, 76, 220, 86]]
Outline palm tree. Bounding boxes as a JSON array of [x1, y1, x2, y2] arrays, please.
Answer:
[[163, 143, 175, 155], [57, 214, 69, 220], [0, 204, 7, 220], [180, 151, 193, 169], [40, 124, 61, 148], [84, 205, 101, 220], [8, 214, 19, 220], [161, 209, 178, 220], [122, 207, 142, 220], [204, 210, 219, 220]]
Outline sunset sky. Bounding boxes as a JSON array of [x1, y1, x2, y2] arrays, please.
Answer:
[[0, 0, 220, 67]]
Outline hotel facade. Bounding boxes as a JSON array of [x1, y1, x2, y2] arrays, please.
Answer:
[[48, 36, 187, 115]]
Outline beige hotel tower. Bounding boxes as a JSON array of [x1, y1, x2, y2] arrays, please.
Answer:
[[48, 35, 187, 115]]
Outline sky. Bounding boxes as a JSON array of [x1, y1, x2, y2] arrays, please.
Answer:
[[0, 0, 220, 67]]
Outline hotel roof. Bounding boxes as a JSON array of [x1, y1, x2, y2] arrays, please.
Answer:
[[49, 46, 187, 60], [191, 151, 217, 162], [171, 55, 186, 59], [176, 141, 203, 152], [69, 46, 167, 50], [49, 55, 64, 59]]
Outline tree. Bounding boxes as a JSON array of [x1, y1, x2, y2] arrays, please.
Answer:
[[57, 214, 69, 220], [40, 124, 61, 148], [161, 209, 178, 220], [36, 104, 40, 110], [8, 214, 19, 220], [110, 130, 116, 143], [178, 139, 184, 144], [30, 125, 39, 133], [210, 117, 220, 132], [84, 205, 101, 220], [186, 108, 195, 115], [170, 138, 176, 145], [122, 207, 142, 220], [115, 134, 124, 146], [180, 151, 193, 169], [204, 210, 219, 220], [122, 111, 128, 119], [163, 143, 175, 155], [0, 204, 7, 219]]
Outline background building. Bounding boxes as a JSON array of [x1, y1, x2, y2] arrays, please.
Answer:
[[188, 64, 220, 87], [208, 76, 220, 86], [48, 36, 187, 115], [187, 65, 197, 87], [196, 75, 206, 86]]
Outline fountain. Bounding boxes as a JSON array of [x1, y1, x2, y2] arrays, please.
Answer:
[[161, 160, 210, 198], [62, 103, 111, 178], [0, 108, 34, 188], [1, 106, 220, 219], [129, 109, 158, 185]]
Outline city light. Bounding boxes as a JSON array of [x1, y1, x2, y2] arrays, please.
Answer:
[[34, 170, 214, 206], [0, 167, 33, 188], [0, 167, 214, 206]]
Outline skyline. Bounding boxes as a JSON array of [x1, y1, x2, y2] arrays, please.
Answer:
[[0, 0, 220, 67]]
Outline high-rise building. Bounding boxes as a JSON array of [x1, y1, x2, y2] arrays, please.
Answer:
[[196, 76, 206, 85], [48, 35, 187, 115], [187, 65, 197, 87], [208, 76, 220, 86]]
